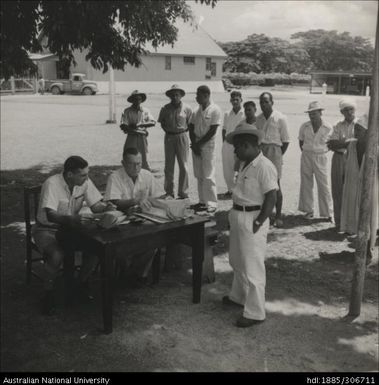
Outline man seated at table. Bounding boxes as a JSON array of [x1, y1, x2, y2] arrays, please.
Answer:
[[33, 156, 116, 316], [104, 147, 175, 287]]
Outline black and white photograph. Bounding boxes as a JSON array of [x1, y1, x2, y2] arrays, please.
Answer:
[[1, 0, 378, 376]]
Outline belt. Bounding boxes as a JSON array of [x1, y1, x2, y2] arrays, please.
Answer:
[[233, 203, 261, 212], [166, 130, 188, 135]]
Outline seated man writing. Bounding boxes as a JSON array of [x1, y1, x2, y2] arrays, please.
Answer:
[[104, 147, 176, 286], [33, 156, 116, 315]]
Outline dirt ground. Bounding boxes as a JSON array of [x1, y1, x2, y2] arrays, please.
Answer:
[[1, 89, 378, 372]]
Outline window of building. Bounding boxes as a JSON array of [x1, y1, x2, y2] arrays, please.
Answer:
[[206, 57, 212, 71], [183, 56, 195, 64], [211, 62, 217, 77], [165, 56, 171, 70]]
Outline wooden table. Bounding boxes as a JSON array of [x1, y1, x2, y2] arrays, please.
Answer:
[[64, 216, 209, 334]]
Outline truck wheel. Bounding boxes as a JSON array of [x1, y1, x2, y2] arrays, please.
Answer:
[[51, 86, 61, 95], [82, 87, 93, 95]]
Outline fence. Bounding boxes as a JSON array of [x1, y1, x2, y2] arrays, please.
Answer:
[[0, 77, 36, 94]]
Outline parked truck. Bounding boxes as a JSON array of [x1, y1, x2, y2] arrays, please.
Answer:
[[45, 73, 98, 95]]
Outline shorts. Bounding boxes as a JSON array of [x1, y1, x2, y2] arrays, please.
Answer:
[[260, 144, 282, 179]]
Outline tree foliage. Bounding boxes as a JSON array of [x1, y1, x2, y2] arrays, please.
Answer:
[[0, 0, 217, 79], [291, 29, 374, 72], [221, 29, 374, 74]]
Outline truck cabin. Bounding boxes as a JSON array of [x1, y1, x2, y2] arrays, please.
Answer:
[[71, 73, 86, 82]]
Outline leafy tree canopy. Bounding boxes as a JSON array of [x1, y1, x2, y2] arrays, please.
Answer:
[[291, 29, 374, 72], [0, 0, 216, 79], [220, 29, 374, 74]]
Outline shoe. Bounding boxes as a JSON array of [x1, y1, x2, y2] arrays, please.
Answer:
[[222, 296, 243, 308], [273, 218, 283, 228], [159, 193, 175, 200], [191, 203, 207, 212], [41, 290, 56, 316], [177, 195, 189, 200], [235, 315, 264, 328], [326, 217, 334, 223], [304, 212, 314, 219]]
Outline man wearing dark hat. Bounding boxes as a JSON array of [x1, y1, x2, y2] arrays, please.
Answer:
[[223, 123, 278, 327], [120, 90, 156, 171], [189, 85, 222, 214], [157, 84, 192, 199], [298, 101, 333, 220], [327, 99, 357, 230]]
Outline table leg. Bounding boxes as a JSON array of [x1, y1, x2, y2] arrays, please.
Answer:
[[152, 248, 161, 284], [101, 245, 114, 334], [191, 224, 205, 303]]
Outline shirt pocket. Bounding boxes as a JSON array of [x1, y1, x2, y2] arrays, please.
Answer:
[[241, 175, 260, 201]]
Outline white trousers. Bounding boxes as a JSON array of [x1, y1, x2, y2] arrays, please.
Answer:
[[222, 141, 236, 192], [298, 151, 333, 217], [228, 209, 269, 320], [192, 142, 217, 207]]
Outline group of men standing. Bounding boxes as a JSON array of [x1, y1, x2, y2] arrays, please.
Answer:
[[33, 83, 375, 329]]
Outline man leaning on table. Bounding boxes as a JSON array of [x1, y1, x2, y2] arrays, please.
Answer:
[[104, 147, 176, 287], [33, 155, 116, 316]]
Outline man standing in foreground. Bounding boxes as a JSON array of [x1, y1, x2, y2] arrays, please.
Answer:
[[221, 91, 244, 198], [327, 100, 356, 230], [189, 85, 222, 214], [223, 123, 278, 327], [298, 101, 333, 220], [158, 84, 192, 200], [256, 92, 290, 228]]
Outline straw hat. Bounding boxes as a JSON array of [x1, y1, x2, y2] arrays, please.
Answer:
[[305, 101, 324, 113], [165, 84, 185, 97], [127, 90, 147, 103], [339, 99, 357, 111], [226, 122, 264, 145]]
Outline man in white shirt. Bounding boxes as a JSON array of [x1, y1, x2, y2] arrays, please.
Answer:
[[189, 85, 222, 214], [298, 101, 333, 220], [256, 92, 290, 228], [33, 156, 115, 315], [327, 100, 356, 230], [223, 122, 278, 327], [221, 91, 244, 198], [104, 147, 175, 286]]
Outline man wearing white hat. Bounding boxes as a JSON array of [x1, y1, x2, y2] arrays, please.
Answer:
[[158, 85, 192, 199], [120, 90, 156, 171], [223, 122, 278, 327], [327, 100, 357, 229], [298, 101, 333, 219]]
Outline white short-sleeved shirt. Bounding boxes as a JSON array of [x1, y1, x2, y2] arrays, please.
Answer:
[[190, 102, 222, 142], [158, 102, 192, 133], [232, 152, 278, 206], [256, 110, 290, 146], [36, 174, 102, 227], [298, 121, 332, 153], [330, 119, 356, 154], [223, 109, 245, 135], [104, 168, 156, 201]]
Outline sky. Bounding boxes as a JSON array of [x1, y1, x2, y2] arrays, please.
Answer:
[[188, 0, 378, 44]]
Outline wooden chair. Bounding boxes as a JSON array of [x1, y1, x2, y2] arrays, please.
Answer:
[[24, 185, 44, 284]]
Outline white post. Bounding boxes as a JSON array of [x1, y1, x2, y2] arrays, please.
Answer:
[[106, 65, 117, 123], [10, 76, 15, 95]]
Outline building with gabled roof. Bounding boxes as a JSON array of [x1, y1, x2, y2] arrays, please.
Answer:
[[37, 21, 228, 94]]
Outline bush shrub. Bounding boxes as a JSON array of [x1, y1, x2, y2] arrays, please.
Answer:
[[223, 72, 311, 87]]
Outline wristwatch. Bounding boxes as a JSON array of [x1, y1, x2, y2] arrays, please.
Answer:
[[254, 219, 262, 227]]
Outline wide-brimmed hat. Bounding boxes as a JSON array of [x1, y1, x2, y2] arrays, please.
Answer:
[[339, 99, 357, 111], [226, 122, 264, 145], [127, 90, 147, 103], [165, 84, 185, 97], [305, 101, 324, 113]]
